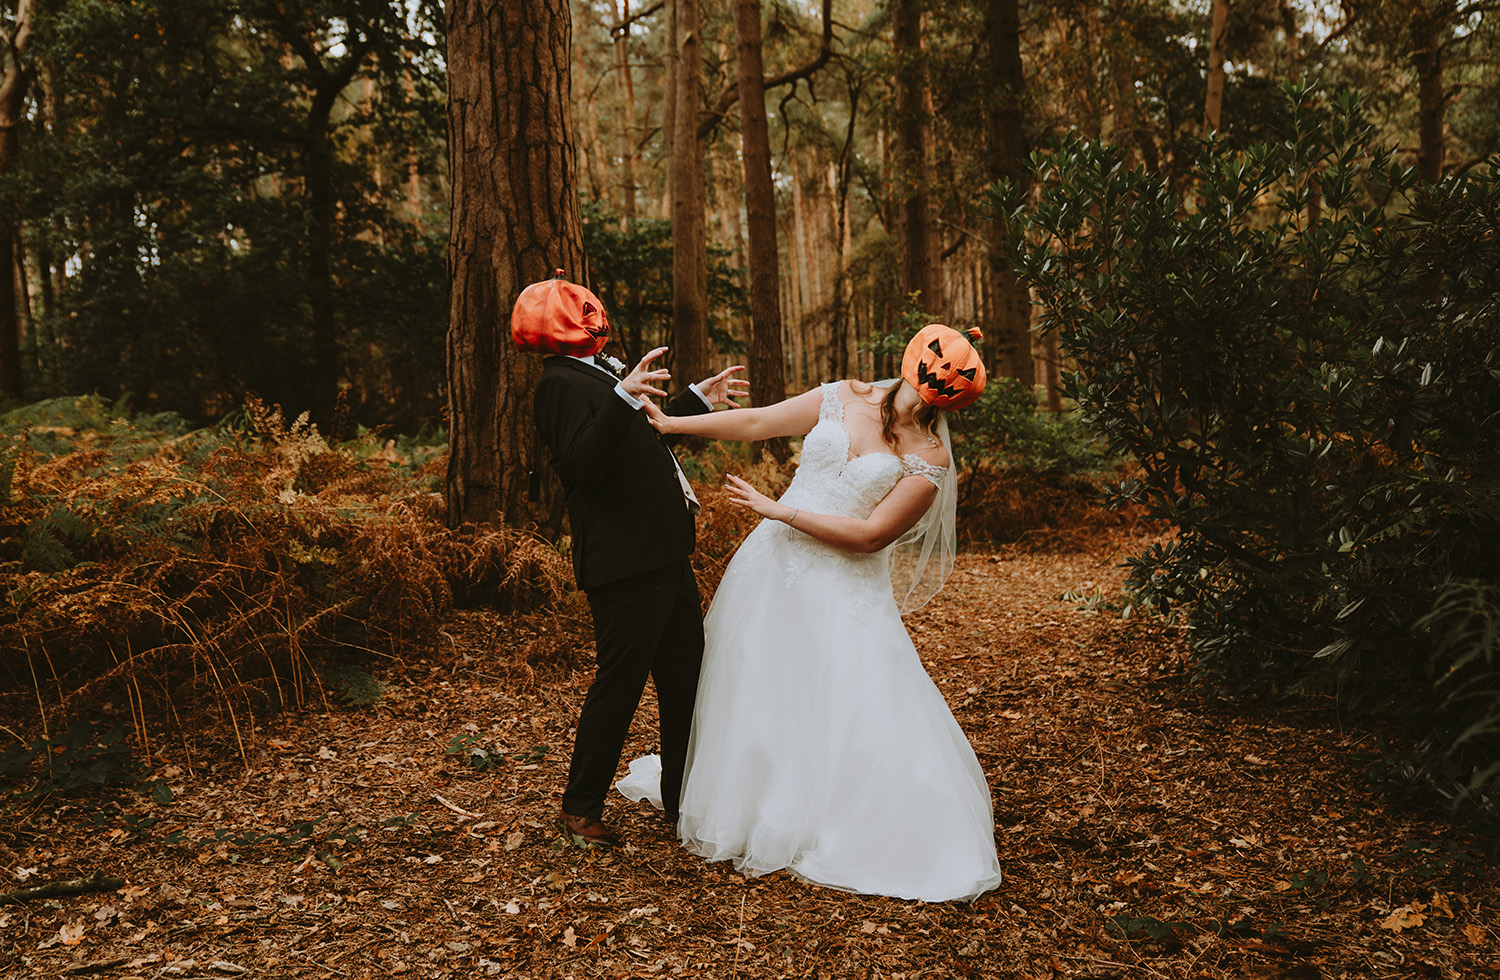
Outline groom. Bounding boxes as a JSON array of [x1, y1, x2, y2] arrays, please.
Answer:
[[512, 271, 746, 846]]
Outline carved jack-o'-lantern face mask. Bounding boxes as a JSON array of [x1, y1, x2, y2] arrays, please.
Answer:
[[901, 323, 987, 410], [510, 269, 611, 358]]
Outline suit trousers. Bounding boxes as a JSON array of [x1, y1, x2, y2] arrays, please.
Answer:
[[562, 556, 705, 819]]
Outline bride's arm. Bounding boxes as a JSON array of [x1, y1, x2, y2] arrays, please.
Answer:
[[723, 472, 939, 554], [646, 386, 823, 442]]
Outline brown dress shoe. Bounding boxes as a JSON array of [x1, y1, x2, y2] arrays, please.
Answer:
[[560, 811, 621, 847]]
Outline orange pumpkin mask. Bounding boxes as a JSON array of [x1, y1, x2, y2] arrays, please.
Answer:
[[510, 269, 611, 357], [901, 324, 987, 410]]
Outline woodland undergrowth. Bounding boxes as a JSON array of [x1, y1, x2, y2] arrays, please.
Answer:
[[0, 391, 1119, 787], [0, 395, 578, 761]]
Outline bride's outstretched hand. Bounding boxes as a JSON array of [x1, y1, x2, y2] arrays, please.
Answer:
[[642, 398, 680, 434], [722, 473, 782, 520]]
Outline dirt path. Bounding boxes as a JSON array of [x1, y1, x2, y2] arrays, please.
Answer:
[[2, 539, 1496, 979]]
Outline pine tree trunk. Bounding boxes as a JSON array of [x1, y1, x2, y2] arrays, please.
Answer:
[[1412, 14, 1445, 183], [892, 0, 941, 316], [732, 0, 789, 460], [306, 87, 341, 427], [983, 0, 1031, 384], [670, 0, 709, 386], [1203, 0, 1230, 134], [444, 0, 584, 528], [0, 0, 33, 404], [610, 2, 639, 227]]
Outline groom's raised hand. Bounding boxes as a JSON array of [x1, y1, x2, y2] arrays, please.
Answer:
[[622, 347, 672, 401], [697, 365, 749, 409]]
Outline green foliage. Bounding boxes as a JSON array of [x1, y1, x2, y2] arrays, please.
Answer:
[[320, 665, 388, 708], [581, 199, 749, 364], [445, 732, 506, 771], [1106, 912, 1192, 943], [0, 721, 170, 807], [1007, 80, 1500, 826], [954, 378, 1115, 477], [8, 1, 448, 431]]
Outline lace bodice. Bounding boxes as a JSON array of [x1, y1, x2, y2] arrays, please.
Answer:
[[782, 382, 944, 516], [724, 382, 946, 610]]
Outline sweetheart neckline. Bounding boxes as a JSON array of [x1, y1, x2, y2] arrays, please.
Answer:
[[823, 390, 930, 469]]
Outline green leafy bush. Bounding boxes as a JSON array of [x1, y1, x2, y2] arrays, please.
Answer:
[[1006, 81, 1500, 824]]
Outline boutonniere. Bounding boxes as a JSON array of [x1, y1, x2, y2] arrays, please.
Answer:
[[600, 354, 627, 377]]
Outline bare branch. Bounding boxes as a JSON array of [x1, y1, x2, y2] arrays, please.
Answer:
[[610, 1, 666, 39], [698, 0, 833, 141]]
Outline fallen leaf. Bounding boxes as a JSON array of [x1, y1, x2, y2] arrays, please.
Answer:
[[505, 830, 524, 851], [1462, 923, 1487, 945], [1379, 907, 1425, 933], [58, 921, 86, 946]]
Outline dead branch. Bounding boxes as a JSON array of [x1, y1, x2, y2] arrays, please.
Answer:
[[0, 870, 125, 905], [610, 1, 666, 39], [698, 0, 833, 140]]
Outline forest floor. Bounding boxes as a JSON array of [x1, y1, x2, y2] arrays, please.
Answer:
[[2, 532, 1498, 980]]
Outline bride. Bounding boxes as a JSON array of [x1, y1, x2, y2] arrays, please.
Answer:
[[617, 324, 1002, 903]]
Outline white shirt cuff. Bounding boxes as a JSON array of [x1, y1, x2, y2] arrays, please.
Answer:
[[688, 382, 713, 409], [613, 381, 644, 410]]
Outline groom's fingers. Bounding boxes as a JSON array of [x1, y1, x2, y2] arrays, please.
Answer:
[[636, 347, 669, 372]]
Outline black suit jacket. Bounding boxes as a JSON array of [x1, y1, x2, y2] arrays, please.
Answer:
[[534, 356, 711, 591]]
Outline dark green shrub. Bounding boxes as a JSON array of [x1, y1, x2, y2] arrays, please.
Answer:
[[1005, 80, 1500, 824]]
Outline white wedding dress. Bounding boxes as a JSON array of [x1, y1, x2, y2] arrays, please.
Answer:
[[617, 381, 1002, 902]]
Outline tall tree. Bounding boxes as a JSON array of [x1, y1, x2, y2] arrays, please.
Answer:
[[731, 0, 789, 461], [892, 0, 941, 313], [261, 3, 379, 426], [1203, 0, 1230, 133], [0, 0, 33, 404], [609, 1, 640, 227], [444, 0, 583, 527], [983, 0, 1031, 384], [669, 0, 709, 386]]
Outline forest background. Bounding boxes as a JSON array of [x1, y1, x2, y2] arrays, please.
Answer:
[[0, 0, 1499, 858]]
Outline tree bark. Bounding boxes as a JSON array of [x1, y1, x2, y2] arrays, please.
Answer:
[[444, 0, 584, 528], [983, 0, 1031, 384], [731, 0, 789, 460], [1412, 12, 1446, 183], [892, 0, 941, 316], [0, 0, 34, 404], [670, 0, 709, 386], [1203, 0, 1230, 134], [610, 1, 639, 227], [661, 0, 677, 219]]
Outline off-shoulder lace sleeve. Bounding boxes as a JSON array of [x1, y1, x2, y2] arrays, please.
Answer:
[[902, 454, 947, 488]]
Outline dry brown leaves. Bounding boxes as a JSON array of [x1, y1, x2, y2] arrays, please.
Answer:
[[2, 536, 1498, 980]]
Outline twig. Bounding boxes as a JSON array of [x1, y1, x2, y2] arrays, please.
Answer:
[[733, 890, 747, 977], [433, 794, 483, 819], [0, 870, 125, 905]]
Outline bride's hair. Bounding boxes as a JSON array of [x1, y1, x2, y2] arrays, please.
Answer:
[[851, 379, 941, 451]]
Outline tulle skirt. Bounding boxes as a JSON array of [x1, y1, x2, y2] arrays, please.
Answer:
[[618, 521, 1002, 902]]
